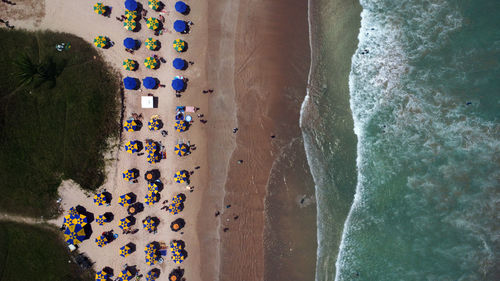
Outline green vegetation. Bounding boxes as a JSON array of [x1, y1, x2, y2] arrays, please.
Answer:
[[0, 29, 120, 217], [0, 222, 93, 281]]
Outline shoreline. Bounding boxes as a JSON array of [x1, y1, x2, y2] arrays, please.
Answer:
[[301, 0, 362, 279], [209, 0, 316, 280]]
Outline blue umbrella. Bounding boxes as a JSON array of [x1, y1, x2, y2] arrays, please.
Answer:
[[171, 78, 185, 91], [143, 77, 157, 89], [175, 1, 188, 13], [172, 58, 186, 70], [173, 20, 187, 33], [125, 0, 138, 11], [123, 37, 136, 49], [123, 77, 138, 90]]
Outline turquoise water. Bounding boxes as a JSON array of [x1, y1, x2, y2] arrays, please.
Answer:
[[305, 0, 500, 280], [335, 0, 500, 280]]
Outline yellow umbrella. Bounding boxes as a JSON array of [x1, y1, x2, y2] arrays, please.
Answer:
[[146, 17, 160, 30], [120, 245, 132, 257], [173, 39, 186, 52], [148, 0, 160, 10], [123, 59, 137, 71], [145, 38, 158, 50], [94, 36, 108, 48], [123, 19, 137, 31], [125, 9, 137, 20], [94, 3, 106, 15], [144, 57, 159, 69]]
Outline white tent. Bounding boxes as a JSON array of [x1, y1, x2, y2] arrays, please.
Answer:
[[141, 96, 154, 108]]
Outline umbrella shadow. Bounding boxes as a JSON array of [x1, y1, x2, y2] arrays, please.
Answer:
[[103, 266, 114, 276], [103, 6, 112, 17], [76, 205, 95, 223], [130, 168, 140, 179], [126, 242, 136, 254], [133, 120, 143, 131], [169, 267, 184, 280], [128, 202, 144, 215], [127, 192, 138, 203], [83, 223, 93, 240], [151, 216, 161, 228], [150, 268, 161, 278], [103, 212, 114, 223], [125, 265, 138, 276], [170, 218, 185, 232], [133, 22, 143, 32], [103, 192, 112, 204], [127, 215, 136, 226], [181, 6, 191, 15]]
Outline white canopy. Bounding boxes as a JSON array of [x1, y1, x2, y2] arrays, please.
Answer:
[[141, 96, 154, 108]]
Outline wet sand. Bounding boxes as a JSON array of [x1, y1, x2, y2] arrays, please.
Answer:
[[203, 0, 316, 280]]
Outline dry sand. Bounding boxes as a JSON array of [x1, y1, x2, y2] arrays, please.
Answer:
[[9, 0, 211, 280], [5, 0, 316, 279]]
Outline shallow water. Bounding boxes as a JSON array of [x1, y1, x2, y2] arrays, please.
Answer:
[[305, 0, 500, 280], [336, 0, 500, 279]]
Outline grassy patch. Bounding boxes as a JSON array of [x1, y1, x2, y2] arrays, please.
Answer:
[[0, 222, 94, 281], [0, 29, 120, 217]]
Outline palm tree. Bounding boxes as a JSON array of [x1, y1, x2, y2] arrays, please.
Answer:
[[14, 53, 65, 89]]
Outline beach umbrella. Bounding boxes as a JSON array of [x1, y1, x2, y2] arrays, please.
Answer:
[[118, 194, 134, 207], [147, 153, 161, 164], [146, 17, 160, 30], [171, 252, 185, 264], [174, 120, 187, 132], [174, 143, 189, 157], [172, 39, 186, 52], [148, 0, 160, 10], [144, 56, 159, 69], [175, 1, 188, 14], [123, 59, 138, 71], [124, 140, 140, 153], [94, 36, 108, 48], [146, 270, 159, 281], [148, 182, 160, 192], [94, 3, 106, 15], [122, 169, 137, 181], [72, 213, 88, 226], [168, 203, 181, 215], [125, 9, 138, 20], [117, 269, 133, 281], [145, 141, 158, 154], [123, 119, 138, 131], [144, 242, 157, 254], [144, 191, 160, 205], [124, 0, 137, 11], [64, 224, 86, 245], [63, 214, 78, 227], [148, 116, 161, 130], [143, 217, 157, 232], [95, 235, 108, 247], [96, 214, 109, 225], [145, 252, 158, 265], [123, 77, 138, 90], [173, 170, 188, 183], [123, 37, 136, 49], [172, 58, 186, 70], [171, 78, 185, 91], [145, 38, 158, 50], [94, 193, 107, 206], [172, 194, 185, 205], [68, 207, 79, 216], [119, 217, 132, 230], [143, 77, 157, 89], [119, 245, 132, 257], [95, 270, 109, 281], [123, 19, 137, 31], [173, 20, 187, 33]]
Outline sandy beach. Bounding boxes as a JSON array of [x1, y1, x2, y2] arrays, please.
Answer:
[[7, 0, 211, 279], [3, 0, 316, 280]]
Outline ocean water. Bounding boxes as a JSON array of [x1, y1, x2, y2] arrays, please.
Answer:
[[304, 0, 500, 280]]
